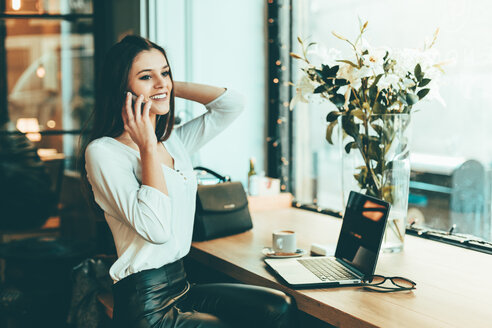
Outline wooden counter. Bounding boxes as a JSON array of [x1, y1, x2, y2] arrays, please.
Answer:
[[190, 207, 492, 328]]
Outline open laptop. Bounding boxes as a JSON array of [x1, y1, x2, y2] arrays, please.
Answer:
[[264, 191, 390, 288]]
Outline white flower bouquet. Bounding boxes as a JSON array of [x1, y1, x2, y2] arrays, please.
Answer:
[[290, 21, 444, 201]]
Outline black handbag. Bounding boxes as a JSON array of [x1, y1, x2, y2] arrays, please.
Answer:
[[193, 167, 253, 241]]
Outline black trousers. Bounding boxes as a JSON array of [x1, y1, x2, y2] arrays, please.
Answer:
[[112, 259, 298, 328]]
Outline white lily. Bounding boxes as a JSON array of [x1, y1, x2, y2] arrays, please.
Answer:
[[377, 73, 400, 91], [290, 75, 316, 110]]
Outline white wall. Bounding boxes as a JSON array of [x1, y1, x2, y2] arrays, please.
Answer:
[[153, 0, 266, 185]]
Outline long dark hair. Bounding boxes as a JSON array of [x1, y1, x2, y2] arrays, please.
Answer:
[[90, 34, 175, 142], [79, 35, 175, 214]]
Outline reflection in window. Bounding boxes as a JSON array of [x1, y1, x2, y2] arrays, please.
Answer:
[[292, 0, 492, 242], [2, 0, 94, 169], [4, 0, 93, 14]]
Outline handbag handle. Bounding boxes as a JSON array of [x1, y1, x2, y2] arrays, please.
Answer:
[[194, 166, 231, 182]]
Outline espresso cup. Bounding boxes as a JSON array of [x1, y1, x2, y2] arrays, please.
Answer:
[[272, 230, 297, 255]]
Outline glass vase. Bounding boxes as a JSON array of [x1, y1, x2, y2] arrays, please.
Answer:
[[339, 113, 411, 253]]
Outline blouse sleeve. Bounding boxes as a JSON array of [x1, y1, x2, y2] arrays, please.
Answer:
[[85, 141, 172, 244], [175, 88, 245, 154]]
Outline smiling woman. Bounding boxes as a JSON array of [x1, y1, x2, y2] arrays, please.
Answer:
[[127, 49, 172, 116], [80, 35, 298, 328]]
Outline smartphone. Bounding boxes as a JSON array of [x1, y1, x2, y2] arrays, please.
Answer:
[[127, 92, 160, 113], [129, 92, 145, 111]]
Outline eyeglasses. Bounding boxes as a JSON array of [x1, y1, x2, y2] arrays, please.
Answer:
[[362, 275, 416, 293]]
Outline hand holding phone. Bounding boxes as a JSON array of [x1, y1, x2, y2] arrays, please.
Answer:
[[130, 92, 145, 112], [122, 92, 157, 149], [129, 92, 159, 113]]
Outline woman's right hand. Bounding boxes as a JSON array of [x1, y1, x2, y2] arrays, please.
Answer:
[[122, 92, 157, 152]]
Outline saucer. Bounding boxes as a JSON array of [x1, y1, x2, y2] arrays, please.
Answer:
[[262, 247, 306, 258]]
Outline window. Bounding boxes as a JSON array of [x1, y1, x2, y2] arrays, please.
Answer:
[[292, 0, 492, 242], [153, 0, 266, 185], [1, 0, 94, 170]]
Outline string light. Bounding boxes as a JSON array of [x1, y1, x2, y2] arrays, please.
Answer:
[[12, 0, 21, 11], [267, 0, 293, 193], [16, 118, 41, 142], [36, 65, 46, 78]]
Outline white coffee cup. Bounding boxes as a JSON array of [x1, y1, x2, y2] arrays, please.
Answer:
[[272, 230, 297, 254]]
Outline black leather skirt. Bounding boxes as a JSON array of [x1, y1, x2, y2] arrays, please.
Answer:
[[112, 259, 298, 328], [112, 259, 190, 327]]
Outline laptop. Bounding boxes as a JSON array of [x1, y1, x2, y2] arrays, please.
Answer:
[[264, 191, 390, 288]]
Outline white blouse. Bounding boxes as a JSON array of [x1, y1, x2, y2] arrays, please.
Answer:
[[85, 89, 244, 282]]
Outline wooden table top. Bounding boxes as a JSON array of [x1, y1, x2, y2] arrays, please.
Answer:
[[190, 207, 492, 328]]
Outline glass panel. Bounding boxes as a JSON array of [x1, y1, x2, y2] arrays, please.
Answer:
[[3, 15, 94, 169], [3, 0, 93, 15], [293, 0, 492, 242]]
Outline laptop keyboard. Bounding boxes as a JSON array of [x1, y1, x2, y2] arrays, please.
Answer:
[[297, 257, 357, 281]]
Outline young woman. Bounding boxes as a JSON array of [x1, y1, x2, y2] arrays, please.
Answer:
[[83, 35, 297, 327]]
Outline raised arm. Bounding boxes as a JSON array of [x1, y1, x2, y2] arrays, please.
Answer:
[[173, 83, 244, 154], [173, 81, 226, 105]]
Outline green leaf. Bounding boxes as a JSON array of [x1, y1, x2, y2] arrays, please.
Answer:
[[326, 111, 341, 122], [419, 78, 431, 87], [367, 140, 382, 161], [314, 69, 326, 82], [368, 74, 382, 100], [372, 102, 383, 114], [344, 141, 357, 154], [314, 85, 327, 94], [336, 59, 359, 68], [354, 166, 368, 186], [406, 93, 419, 105], [335, 78, 349, 86], [341, 116, 359, 139], [417, 88, 430, 99], [327, 65, 339, 77], [351, 109, 365, 121], [331, 94, 346, 108], [325, 120, 338, 145], [414, 64, 423, 81]]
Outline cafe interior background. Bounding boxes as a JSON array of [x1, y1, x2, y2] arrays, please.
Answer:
[[0, 0, 491, 327]]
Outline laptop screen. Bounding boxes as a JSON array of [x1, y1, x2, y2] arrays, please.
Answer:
[[335, 191, 390, 277]]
